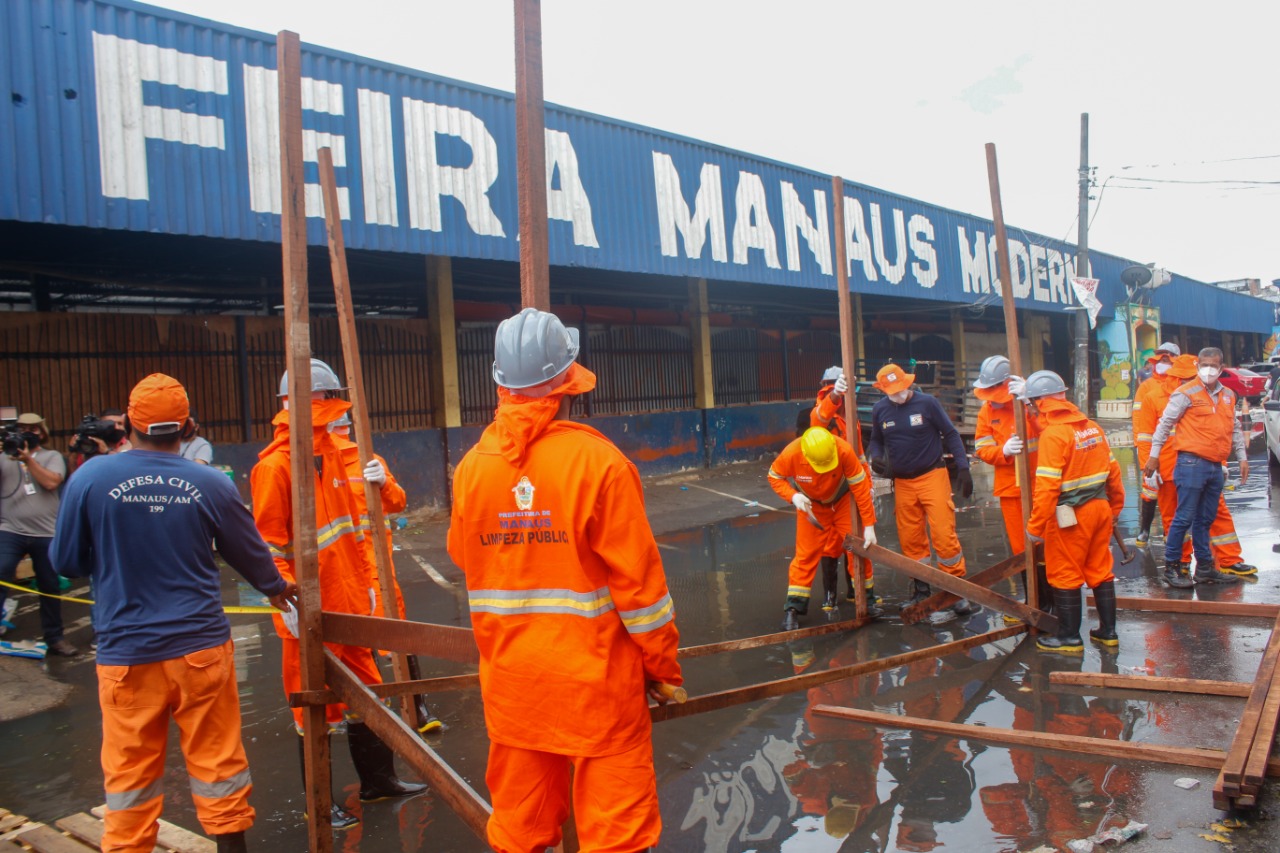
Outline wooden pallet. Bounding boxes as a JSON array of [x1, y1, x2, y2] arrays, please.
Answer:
[[0, 807, 212, 853]]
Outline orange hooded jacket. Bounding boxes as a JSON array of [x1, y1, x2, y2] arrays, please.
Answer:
[[811, 386, 866, 456], [1132, 372, 1181, 478], [447, 364, 682, 757], [1028, 398, 1124, 537], [973, 391, 1040, 499], [334, 435, 407, 618]]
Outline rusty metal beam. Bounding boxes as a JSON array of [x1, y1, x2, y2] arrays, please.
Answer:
[[321, 613, 480, 664]]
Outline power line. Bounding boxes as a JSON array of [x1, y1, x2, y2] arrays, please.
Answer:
[[1116, 176, 1280, 186], [1119, 153, 1280, 169]]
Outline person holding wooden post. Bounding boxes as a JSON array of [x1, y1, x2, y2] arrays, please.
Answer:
[[768, 427, 879, 630], [447, 308, 682, 852], [1017, 370, 1125, 653], [252, 359, 426, 832]]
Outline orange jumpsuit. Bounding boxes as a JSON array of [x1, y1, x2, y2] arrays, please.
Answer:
[[447, 364, 681, 853], [1028, 399, 1125, 590], [251, 401, 382, 731], [973, 398, 1040, 555], [767, 436, 876, 614], [334, 437, 407, 621], [811, 387, 873, 589], [1133, 375, 1244, 565]]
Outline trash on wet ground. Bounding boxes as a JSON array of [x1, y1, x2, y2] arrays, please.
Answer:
[[1066, 820, 1148, 851], [1175, 777, 1202, 790]]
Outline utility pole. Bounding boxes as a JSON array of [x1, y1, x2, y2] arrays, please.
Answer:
[[1074, 113, 1091, 412]]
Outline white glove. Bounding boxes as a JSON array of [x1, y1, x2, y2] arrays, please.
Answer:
[[1002, 435, 1024, 457], [363, 458, 387, 488], [369, 587, 378, 615], [281, 602, 299, 638], [1143, 472, 1162, 489], [833, 374, 848, 396], [792, 493, 813, 514], [1007, 375, 1026, 400], [862, 526, 877, 549]]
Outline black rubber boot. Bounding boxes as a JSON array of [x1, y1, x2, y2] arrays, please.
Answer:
[[1136, 499, 1157, 547], [405, 656, 443, 734], [1194, 558, 1242, 585], [1219, 562, 1258, 577], [347, 722, 428, 803], [297, 737, 359, 830], [1089, 580, 1119, 648], [782, 608, 800, 632], [907, 580, 932, 606], [862, 584, 884, 619], [820, 556, 839, 612], [1035, 563, 1054, 616], [214, 832, 247, 853], [1036, 587, 1084, 654], [1163, 560, 1195, 589]]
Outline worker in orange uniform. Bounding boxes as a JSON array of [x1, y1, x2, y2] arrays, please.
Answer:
[[328, 413, 442, 735], [1134, 352, 1256, 582], [447, 308, 683, 853], [252, 359, 425, 831], [1132, 342, 1180, 545], [52, 374, 298, 853], [768, 427, 878, 630], [809, 366, 875, 606], [1144, 346, 1251, 587], [867, 363, 973, 621], [1018, 370, 1125, 653]]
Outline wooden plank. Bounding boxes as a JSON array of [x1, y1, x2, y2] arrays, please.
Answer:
[[847, 542, 1058, 633], [0, 818, 26, 835], [1215, 611, 1280, 802], [1049, 671, 1251, 698], [9, 825, 95, 853], [513, 0, 550, 310], [1243, 642, 1280, 787], [900, 548, 1035, 624], [1091, 595, 1279, 619], [677, 616, 871, 659], [813, 705, 1236, 772], [321, 613, 479, 663], [88, 807, 214, 853], [651, 625, 1027, 723], [52, 816, 101, 850]]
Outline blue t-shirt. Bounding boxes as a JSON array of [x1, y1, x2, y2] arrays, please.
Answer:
[[868, 390, 969, 478], [52, 449, 286, 665]]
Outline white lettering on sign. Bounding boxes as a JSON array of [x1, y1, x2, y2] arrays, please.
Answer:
[[909, 214, 937, 288], [402, 98, 505, 237], [652, 154, 727, 262], [732, 172, 781, 269], [870, 203, 906, 284], [358, 88, 398, 227], [1010, 238, 1031, 299], [957, 228, 989, 294], [844, 198, 878, 281], [242, 65, 350, 219], [545, 129, 598, 248], [91, 33, 229, 201], [1030, 244, 1051, 302], [780, 183, 832, 274]]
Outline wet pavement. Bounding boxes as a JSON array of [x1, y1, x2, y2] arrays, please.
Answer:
[[4, 427, 1280, 852]]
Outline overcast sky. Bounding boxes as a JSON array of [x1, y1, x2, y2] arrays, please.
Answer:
[[162, 0, 1280, 287]]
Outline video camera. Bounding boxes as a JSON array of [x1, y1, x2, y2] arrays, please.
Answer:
[[2, 425, 41, 458], [70, 414, 125, 458]]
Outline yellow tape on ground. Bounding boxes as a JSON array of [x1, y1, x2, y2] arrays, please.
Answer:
[[0, 578, 276, 614]]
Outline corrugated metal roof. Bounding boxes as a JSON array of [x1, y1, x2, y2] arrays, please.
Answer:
[[0, 0, 1272, 332]]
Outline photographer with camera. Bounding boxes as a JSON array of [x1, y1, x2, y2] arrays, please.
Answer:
[[0, 412, 76, 656], [68, 410, 130, 471]]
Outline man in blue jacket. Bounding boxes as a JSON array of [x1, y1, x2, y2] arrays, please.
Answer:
[[52, 374, 297, 853]]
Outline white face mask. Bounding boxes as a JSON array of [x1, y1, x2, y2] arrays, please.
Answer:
[[1199, 366, 1221, 384], [1154, 362, 1171, 375], [888, 390, 911, 405]]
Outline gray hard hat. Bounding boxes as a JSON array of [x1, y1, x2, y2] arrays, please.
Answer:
[[1154, 341, 1180, 358], [973, 355, 1011, 389], [492, 307, 580, 390], [821, 366, 842, 384], [278, 358, 345, 397], [1024, 369, 1068, 399]]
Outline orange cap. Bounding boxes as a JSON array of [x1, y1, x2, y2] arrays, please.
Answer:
[[1168, 354, 1198, 380], [874, 363, 915, 395], [128, 373, 190, 436]]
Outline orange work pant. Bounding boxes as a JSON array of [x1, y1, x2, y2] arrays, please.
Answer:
[[1154, 479, 1242, 565], [281, 637, 382, 731], [1044, 499, 1114, 589], [98, 640, 253, 852], [486, 739, 661, 853], [893, 467, 967, 576], [786, 493, 854, 613], [999, 496, 1027, 556]]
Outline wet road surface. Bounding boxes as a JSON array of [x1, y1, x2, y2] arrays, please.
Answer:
[[3, 434, 1280, 852]]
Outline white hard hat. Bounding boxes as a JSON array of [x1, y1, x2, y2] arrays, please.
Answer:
[[279, 358, 344, 397], [492, 308, 580, 390], [1024, 370, 1068, 399], [821, 366, 842, 384], [973, 355, 1011, 389]]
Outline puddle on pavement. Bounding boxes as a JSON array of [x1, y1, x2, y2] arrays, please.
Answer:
[[4, 437, 1280, 851]]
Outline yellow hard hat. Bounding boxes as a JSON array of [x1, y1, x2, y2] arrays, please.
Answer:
[[801, 427, 839, 473]]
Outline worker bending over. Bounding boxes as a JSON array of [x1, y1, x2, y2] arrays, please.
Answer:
[[867, 363, 973, 621], [252, 359, 425, 831], [1143, 347, 1249, 588], [1019, 371, 1125, 654], [448, 308, 682, 853], [768, 427, 878, 630]]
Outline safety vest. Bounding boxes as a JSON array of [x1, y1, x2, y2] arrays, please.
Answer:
[[1171, 380, 1236, 464]]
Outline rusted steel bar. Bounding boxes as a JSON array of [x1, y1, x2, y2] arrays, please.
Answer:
[[1091, 595, 1279, 619], [321, 613, 480, 664], [985, 142, 1038, 612], [651, 625, 1026, 723], [900, 547, 1039, 624], [513, 0, 550, 310], [1049, 671, 1251, 698], [847, 542, 1058, 633], [325, 649, 492, 841]]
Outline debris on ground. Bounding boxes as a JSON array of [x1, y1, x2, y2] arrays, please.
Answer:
[[1175, 778, 1202, 790], [1065, 820, 1148, 851]]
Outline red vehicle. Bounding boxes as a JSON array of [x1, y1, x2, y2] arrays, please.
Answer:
[[1220, 366, 1267, 402]]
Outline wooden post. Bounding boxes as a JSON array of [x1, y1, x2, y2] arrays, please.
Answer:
[[514, 0, 550, 310], [689, 278, 715, 409], [317, 147, 415, 724], [984, 144, 1038, 615], [427, 256, 462, 428], [276, 30, 332, 853], [852, 293, 866, 370], [831, 177, 867, 620], [1027, 314, 1047, 373], [950, 311, 967, 387]]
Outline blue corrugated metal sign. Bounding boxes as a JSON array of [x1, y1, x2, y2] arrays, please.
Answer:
[[0, 0, 1271, 332]]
